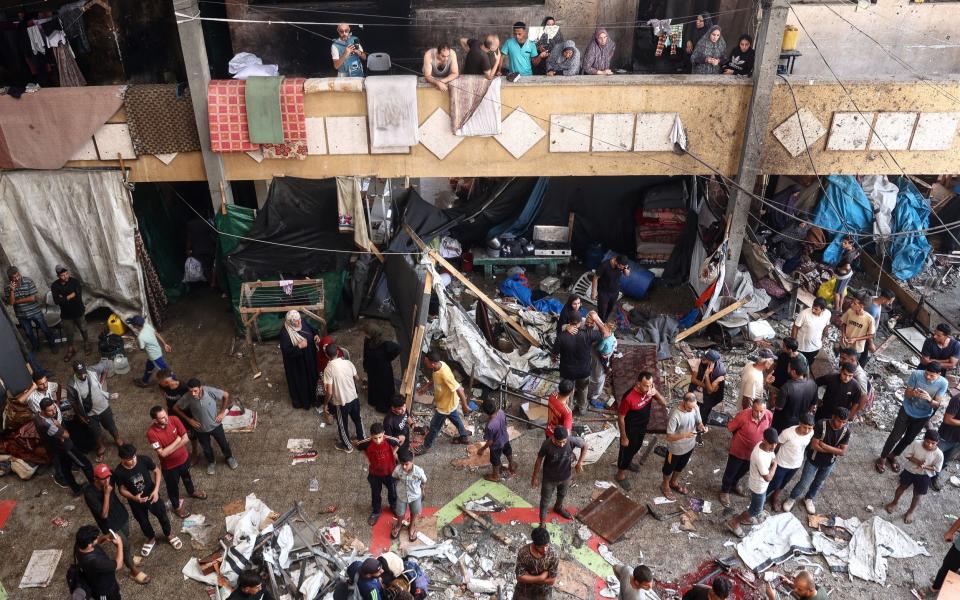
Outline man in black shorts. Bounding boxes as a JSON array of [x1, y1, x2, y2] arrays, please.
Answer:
[[885, 429, 944, 524]]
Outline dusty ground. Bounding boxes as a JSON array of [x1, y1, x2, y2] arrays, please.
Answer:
[[1, 271, 959, 599]]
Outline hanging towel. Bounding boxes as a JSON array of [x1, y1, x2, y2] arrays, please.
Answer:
[[364, 75, 418, 149], [53, 44, 85, 87], [262, 78, 308, 160], [451, 76, 502, 137], [207, 80, 257, 152], [124, 85, 201, 154], [27, 26, 46, 55], [335, 176, 372, 251], [244, 76, 284, 144]]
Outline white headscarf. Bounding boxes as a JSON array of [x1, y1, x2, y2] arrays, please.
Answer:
[[285, 310, 306, 346]]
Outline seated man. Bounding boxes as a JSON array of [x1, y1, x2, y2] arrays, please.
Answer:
[[422, 43, 459, 91]]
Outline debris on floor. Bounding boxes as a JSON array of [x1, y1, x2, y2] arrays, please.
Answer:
[[577, 487, 647, 542], [19, 549, 61, 588]]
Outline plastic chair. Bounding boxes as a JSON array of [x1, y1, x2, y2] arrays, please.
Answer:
[[366, 52, 391, 74], [38, 290, 64, 344]]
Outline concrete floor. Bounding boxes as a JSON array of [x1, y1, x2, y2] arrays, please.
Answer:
[[1, 282, 959, 599]]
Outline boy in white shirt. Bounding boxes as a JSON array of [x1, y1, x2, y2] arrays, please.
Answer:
[[884, 429, 944, 524], [768, 414, 815, 512], [727, 427, 778, 538]]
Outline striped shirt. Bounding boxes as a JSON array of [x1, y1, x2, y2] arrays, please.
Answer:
[[4, 276, 42, 318]]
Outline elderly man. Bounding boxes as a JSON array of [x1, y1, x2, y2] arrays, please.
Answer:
[[5, 266, 57, 353], [765, 570, 825, 600], [331, 22, 366, 77], [876, 363, 947, 474], [422, 43, 459, 91], [739, 349, 775, 410], [173, 378, 238, 475], [719, 397, 773, 507], [459, 35, 501, 78], [50, 265, 88, 360], [500, 21, 547, 77]]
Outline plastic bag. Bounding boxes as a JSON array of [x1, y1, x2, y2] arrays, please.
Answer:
[[183, 256, 206, 283]]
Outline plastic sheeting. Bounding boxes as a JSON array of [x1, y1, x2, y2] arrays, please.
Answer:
[[812, 176, 873, 265], [861, 175, 897, 238], [735, 513, 816, 572], [890, 177, 932, 281], [0, 170, 149, 316]]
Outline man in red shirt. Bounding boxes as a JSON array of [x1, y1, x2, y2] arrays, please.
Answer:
[[616, 371, 667, 490], [354, 422, 400, 526], [546, 379, 575, 440], [718, 397, 773, 507], [146, 406, 205, 518]]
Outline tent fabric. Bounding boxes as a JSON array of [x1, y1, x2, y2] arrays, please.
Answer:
[[0, 170, 149, 316], [736, 513, 816, 572], [0, 86, 125, 169], [812, 176, 873, 265], [846, 516, 929, 584], [0, 309, 30, 395], [487, 177, 549, 239], [890, 177, 931, 281]]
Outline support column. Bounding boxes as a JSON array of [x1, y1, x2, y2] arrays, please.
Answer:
[[724, 0, 790, 276], [172, 0, 234, 210]]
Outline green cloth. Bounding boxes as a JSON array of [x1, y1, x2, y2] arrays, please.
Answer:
[[244, 76, 284, 144]]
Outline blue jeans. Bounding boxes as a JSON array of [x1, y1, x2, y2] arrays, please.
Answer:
[[423, 410, 468, 448], [748, 491, 766, 517], [789, 459, 836, 501], [19, 315, 55, 350], [767, 465, 799, 493], [936, 439, 960, 479], [141, 356, 170, 383]]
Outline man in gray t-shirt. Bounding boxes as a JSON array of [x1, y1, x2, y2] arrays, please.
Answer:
[[662, 393, 706, 500], [614, 564, 659, 600], [173, 378, 238, 475]]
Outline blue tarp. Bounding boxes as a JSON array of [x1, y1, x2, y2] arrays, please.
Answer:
[[812, 176, 873, 265], [890, 177, 931, 280], [499, 274, 564, 314]]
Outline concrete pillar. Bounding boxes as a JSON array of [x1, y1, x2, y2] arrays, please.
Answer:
[[254, 179, 271, 208], [171, 0, 234, 210], [724, 0, 790, 276]]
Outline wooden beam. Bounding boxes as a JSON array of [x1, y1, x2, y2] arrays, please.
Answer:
[[675, 295, 752, 342], [401, 269, 433, 408]]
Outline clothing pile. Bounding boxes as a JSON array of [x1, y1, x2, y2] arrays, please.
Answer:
[[634, 181, 689, 265]]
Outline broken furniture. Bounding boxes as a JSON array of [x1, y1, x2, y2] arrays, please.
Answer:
[[576, 487, 647, 542], [470, 251, 570, 277]]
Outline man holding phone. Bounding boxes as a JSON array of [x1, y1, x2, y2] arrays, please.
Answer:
[[82, 463, 150, 584], [332, 23, 367, 77]]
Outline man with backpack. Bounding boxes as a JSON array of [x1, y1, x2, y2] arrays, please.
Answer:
[[73, 524, 123, 600], [69, 361, 124, 463]]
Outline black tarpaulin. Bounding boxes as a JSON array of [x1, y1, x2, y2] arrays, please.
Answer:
[[0, 310, 30, 396], [448, 178, 536, 247]]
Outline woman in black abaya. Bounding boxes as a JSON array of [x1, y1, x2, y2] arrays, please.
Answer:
[[361, 322, 401, 413], [279, 310, 320, 410]]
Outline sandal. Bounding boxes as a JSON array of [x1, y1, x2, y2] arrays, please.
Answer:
[[670, 483, 689, 495], [141, 540, 156, 557], [888, 457, 902, 473], [390, 521, 402, 540], [131, 571, 151, 585], [661, 489, 676, 501], [874, 458, 886, 474], [191, 491, 208, 500], [409, 527, 418, 542], [169, 536, 183, 550]]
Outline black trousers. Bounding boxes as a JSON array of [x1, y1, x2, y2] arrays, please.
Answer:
[[881, 408, 929, 458], [721, 454, 751, 493], [54, 446, 94, 493], [162, 461, 196, 509], [197, 424, 233, 463], [934, 545, 960, 590], [616, 423, 648, 470], [130, 497, 171, 539], [368, 474, 397, 515], [597, 291, 618, 322]]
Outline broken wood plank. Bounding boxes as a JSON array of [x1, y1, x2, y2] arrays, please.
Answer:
[[675, 296, 752, 342], [460, 506, 513, 545]]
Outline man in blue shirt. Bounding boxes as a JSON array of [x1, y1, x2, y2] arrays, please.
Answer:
[[876, 363, 948, 473], [500, 22, 548, 77]]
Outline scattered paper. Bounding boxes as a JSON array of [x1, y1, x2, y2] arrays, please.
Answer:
[[19, 549, 62, 588], [598, 543, 623, 566], [653, 496, 676, 505], [595, 481, 616, 489], [702, 501, 713, 514], [287, 439, 314, 453]]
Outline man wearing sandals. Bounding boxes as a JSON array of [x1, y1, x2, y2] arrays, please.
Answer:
[[354, 422, 400, 527], [70, 361, 124, 464], [726, 427, 778, 538], [113, 443, 183, 557], [531, 426, 586, 526], [51, 265, 90, 362], [82, 463, 150, 585], [415, 352, 472, 454], [391, 449, 426, 542], [661, 392, 707, 500], [147, 406, 206, 519], [884, 429, 943, 524], [876, 363, 947, 475]]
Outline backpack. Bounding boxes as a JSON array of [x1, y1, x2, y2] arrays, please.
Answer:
[[66, 553, 93, 599]]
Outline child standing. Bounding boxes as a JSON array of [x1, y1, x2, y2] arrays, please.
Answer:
[[589, 317, 618, 409], [479, 400, 517, 482], [354, 423, 400, 526], [392, 450, 427, 541]]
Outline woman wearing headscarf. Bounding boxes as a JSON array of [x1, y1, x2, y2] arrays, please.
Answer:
[[546, 40, 581, 76], [691, 25, 726, 74], [533, 16, 564, 75], [361, 322, 401, 413], [557, 295, 583, 336], [685, 13, 713, 49], [279, 310, 320, 410], [581, 28, 615, 75], [722, 34, 755, 76]]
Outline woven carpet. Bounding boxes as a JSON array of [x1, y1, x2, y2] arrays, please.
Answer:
[[208, 80, 257, 152], [123, 84, 201, 155], [610, 341, 668, 433]]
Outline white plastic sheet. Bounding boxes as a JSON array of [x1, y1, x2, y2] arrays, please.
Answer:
[[861, 175, 898, 238], [735, 513, 816, 572], [847, 516, 929, 584]]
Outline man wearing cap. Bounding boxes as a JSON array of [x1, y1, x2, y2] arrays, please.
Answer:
[[840, 294, 876, 367], [69, 361, 123, 463], [813, 363, 864, 422], [768, 413, 815, 512], [689, 349, 726, 424], [772, 358, 817, 433], [147, 405, 206, 519], [531, 426, 587, 525], [5, 265, 57, 353], [876, 363, 948, 474], [82, 462, 150, 584], [792, 297, 831, 366], [348, 557, 384, 600], [125, 315, 173, 388], [726, 427, 778, 538], [782, 408, 850, 514], [772, 338, 806, 390], [719, 397, 772, 507], [739, 349, 775, 411], [514, 526, 559, 600], [921, 323, 960, 371], [884, 429, 943, 523], [50, 265, 88, 361], [34, 397, 93, 494], [173, 378, 238, 475]]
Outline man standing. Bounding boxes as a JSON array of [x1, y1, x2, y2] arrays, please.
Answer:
[[865, 288, 895, 324], [75, 525, 123, 600], [933, 393, 960, 492], [662, 392, 707, 500], [929, 516, 960, 597], [331, 23, 366, 77], [616, 372, 667, 490], [876, 363, 947, 474], [718, 398, 773, 507], [479, 399, 518, 482], [500, 22, 546, 78], [772, 358, 817, 433], [35, 398, 93, 494], [792, 297, 831, 365], [5, 266, 56, 353], [114, 443, 182, 554], [591, 255, 629, 322], [513, 527, 559, 600], [782, 408, 850, 514], [157, 369, 201, 461], [422, 43, 459, 91], [459, 35, 501, 78], [838, 347, 870, 401], [546, 379, 574, 440], [416, 352, 471, 454], [50, 265, 88, 361], [354, 423, 399, 526], [531, 426, 586, 525], [70, 361, 123, 463], [726, 427, 778, 538], [146, 406, 206, 519], [324, 343, 365, 453], [82, 463, 149, 584], [739, 349, 775, 410], [772, 338, 806, 390], [885, 429, 943, 523], [614, 564, 657, 600], [813, 363, 864, 422], [768, 414, 815, 511], [126, 316, 173, 388], [383, 394, 411, 455], [840, 294, 876, 367], [690, 349, 726, 423], [553, 311, 609, 414], [921, 323, 960, 371], [173, 378, 238, 475]]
